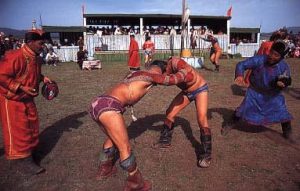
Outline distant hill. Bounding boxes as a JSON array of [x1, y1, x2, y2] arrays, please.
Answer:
[[0, 28, 27, 38], [287, 26, 300, 34], [260, 26, 300, 40]]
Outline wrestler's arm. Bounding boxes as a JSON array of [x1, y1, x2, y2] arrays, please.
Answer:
[[125, 70, 192, 86], [149, 69, 193, 86], [200, 37, 210, 42]]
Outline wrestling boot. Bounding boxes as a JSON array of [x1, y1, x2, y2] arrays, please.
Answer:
[[96, 146, 118, 180], [281, 122, 292, 139], [11, 156, 45, 176], [121, 154, 151, 191], [198, 128, 212, 168], [214, 65, 220, 72], [158, 121, 174, 148]]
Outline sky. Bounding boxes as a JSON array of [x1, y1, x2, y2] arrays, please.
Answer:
[[0, 0, 299, 33]]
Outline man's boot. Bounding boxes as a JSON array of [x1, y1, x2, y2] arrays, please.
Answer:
[[10, 156, 45, 176], [281, 121, 292, 139], [158, 119, 174, 148], [121, 153, 151, 191], [96, 146, 118, 180], [214, 64, 220, 72], [198, 128, 212, 168]]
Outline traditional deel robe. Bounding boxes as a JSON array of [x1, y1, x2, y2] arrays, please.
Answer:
[[235, 55, 293, 125], [0, 44, 43, 159], [128, 38, 140, 69]]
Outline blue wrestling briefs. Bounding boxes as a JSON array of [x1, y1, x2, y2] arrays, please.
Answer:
[[185, 83, 208, 101]]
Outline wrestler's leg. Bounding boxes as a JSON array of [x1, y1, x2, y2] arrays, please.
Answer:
[[214, 51, 222, 65], [214, 50, 222, 72], [99, 111, 151, 190], [144, 54, 150, 68], [194, 91, 212, 168], [210, 53, 215, 65], [98, 111, 130, 161], [158, 92, 191, 147], [96, 111, 129, 180]]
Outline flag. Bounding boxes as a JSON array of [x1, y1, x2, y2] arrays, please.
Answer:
[[227, 6, 232, 17]]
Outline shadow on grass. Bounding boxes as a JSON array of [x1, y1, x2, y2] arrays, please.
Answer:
[[231, 84, 246, 96], [127, 114, 202, 161], [34, 111, 88, 163], [286, 87, 300, 100]]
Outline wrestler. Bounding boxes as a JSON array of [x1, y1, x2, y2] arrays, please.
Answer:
[[201, 34, 222, 72], [131, 57, 212, 168], [142, 36, 155, 68], [89, 61, 168, 191]]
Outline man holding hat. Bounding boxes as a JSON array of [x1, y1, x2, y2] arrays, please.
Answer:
[[223, 41, 293, 139], [0, 29, 52, 175]]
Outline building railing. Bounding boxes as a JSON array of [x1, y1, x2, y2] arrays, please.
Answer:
[[86, 34, 229, 56], [230, 43, 259, 57], [53, 35, 260, 62]]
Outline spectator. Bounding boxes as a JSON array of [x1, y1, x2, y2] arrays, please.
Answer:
[[77, 36, 84, 48], [0, 29, 53, 176], [77, 46, 88, 69], [128, 35, 140, 71], [45, 49, 59, 66]]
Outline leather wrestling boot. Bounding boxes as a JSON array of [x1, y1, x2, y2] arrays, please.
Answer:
[[282, 122, 292, 139], [214, 65, 220, 72], [96, 146, 118, 180], [124, 169, 152, 191], [158, 123, 174, 148], [198, 128, 212, 168], [11, 156, 45, 176], [96, 158, 117, 180]]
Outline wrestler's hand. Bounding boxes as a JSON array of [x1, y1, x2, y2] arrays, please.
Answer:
[[43, 76, 52, 84], [234, 76, 247, 87], [20, 85, 38, 96]]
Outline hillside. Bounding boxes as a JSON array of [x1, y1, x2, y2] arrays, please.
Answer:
[[0, 28, 26, 38]]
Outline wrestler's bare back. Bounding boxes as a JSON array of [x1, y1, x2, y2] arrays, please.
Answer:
[[106, 80, 153, 107]]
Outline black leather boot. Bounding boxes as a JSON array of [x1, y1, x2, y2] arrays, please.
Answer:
[[198, 128, 212, 168], [158, 123, 174, 148]]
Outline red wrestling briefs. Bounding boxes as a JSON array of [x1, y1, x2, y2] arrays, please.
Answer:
[[89, 95, 126, 121]]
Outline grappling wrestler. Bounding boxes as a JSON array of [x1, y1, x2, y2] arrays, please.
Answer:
[[89, 61, 169, 191], [131, 57, 212, 168]]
